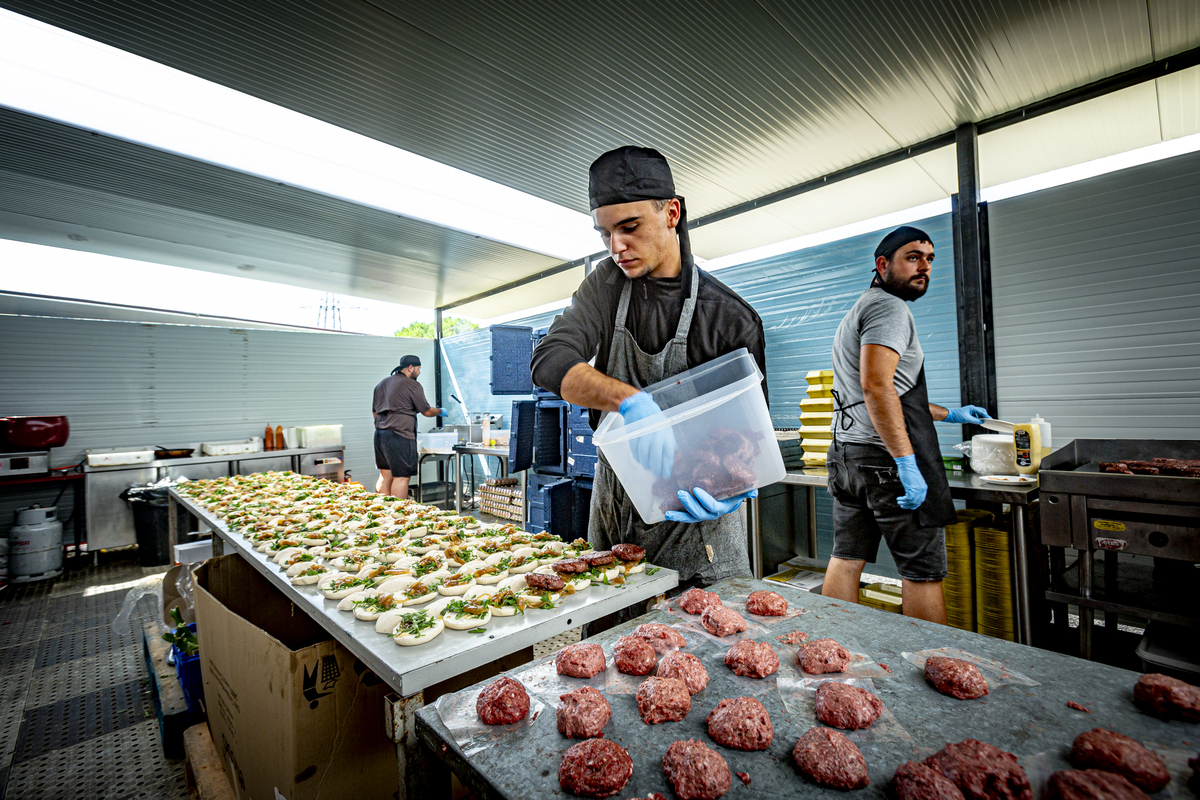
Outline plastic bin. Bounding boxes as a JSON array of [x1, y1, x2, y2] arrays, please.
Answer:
[[593, 348, 785, 524], [418, 431, 459, 453], [172, 623, 204, 714], [296, 425, 343, 447]]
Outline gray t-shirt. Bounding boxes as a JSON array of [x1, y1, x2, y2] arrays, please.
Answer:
[[372, 375, 430, 439], [830, 287, 924, 448]]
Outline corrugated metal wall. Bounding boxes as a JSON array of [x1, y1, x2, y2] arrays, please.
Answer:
[[989, 149, 1200, 444], [0, 315, 433, 536]]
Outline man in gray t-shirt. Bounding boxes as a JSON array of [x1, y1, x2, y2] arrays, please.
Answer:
[[822, 226, 990, 624], [372, 355, 442, 498]]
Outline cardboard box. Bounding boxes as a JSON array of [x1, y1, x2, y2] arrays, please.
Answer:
[[193, 555, 397, 800]]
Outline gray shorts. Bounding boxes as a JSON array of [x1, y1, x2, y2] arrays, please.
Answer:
[[826, 441, 947, 582]]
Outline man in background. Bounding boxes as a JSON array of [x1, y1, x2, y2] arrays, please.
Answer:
[[372, 355, 442, 498]]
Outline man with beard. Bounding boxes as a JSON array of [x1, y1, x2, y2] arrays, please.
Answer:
[[822, 226, 990, 622]]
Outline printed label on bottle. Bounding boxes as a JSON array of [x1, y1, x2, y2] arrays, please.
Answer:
[[1014, 430, 1032, 467], [1093, 519, 1126, 532]]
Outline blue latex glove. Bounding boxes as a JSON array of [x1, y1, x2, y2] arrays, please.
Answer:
[[944, 405, 991, 425], [619, 392, 676, 478], [666, 487, 758, 523], [894, 454, 927, 510]]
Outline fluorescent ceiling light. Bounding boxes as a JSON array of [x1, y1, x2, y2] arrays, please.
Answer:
[[981, 130, 1200, 203], [0, 8, 598, 260]]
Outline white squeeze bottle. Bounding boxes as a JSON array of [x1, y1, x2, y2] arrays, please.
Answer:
[[1031, 414, 1051, 450]]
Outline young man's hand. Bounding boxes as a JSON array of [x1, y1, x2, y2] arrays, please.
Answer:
[[665, 487, 758, 523], [893, 455, 927, 509]]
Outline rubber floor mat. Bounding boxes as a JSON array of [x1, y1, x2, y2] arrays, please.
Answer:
[[12, 678, 153, 764]]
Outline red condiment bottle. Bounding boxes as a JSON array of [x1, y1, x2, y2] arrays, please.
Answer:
[[264, 424, 275, 451], [274, 425, 285, 451]]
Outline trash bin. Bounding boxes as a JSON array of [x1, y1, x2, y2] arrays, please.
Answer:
[[120, 486, 173, 566]]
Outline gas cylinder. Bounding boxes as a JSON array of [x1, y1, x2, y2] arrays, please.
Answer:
[[9, 505, 63, 583]]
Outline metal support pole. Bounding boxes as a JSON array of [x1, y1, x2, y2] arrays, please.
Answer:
[[807, 486, 818, 559], [1013, 506, 1033, 645], [747, 497, 763, 579], [583, 255, 595, 278], [433, 308, 444, 409], [951, 124, 998, 436]]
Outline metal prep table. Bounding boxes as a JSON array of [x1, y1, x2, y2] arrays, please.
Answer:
[[169, 486, 678, 797], [84, 445, 343, 551], [416, 574, 1196, 800], [453, 444, 524, 524], [748, 469, 1041, 644]]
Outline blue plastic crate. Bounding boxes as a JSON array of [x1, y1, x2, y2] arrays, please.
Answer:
[[572, 479, 593, 538], [567, 404, 591, 433], [490, 325, 534, 395], [542, 479, 574, 539], [567, 453, 597, 479], [534, 401, 567, 475], [568, 430, 597, 459], [172, 623, 204, 715]]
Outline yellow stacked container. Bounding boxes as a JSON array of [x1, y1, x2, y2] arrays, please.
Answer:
[[943, 509, 993, 632], [974, 522, 1016, 641], [859, 582, 903, 613], [800, 369, 834, 467]]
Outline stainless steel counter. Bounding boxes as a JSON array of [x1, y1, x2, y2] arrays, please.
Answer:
[[170, 487, 679, 698]]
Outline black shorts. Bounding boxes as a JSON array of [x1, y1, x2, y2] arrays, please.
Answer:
[[826, 441, 947, 582], [374, 428, 418, 477]]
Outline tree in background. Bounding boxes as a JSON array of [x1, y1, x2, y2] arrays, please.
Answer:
[[394, 317, 480, 338]]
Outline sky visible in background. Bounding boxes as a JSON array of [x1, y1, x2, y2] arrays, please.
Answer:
[[0, 239, 434, 336]]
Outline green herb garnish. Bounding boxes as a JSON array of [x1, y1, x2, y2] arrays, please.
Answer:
[[468, 627, 486, 634], [646, 567, 660, 576], [394, 610, 436, 636]]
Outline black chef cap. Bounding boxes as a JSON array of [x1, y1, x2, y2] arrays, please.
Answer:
[[392, 354, 421, 374], [874, 226, 932, 260], [588, 146, 693, 270]]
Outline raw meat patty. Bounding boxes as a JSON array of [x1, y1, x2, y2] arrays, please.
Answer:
[[799, 638, 850, 674], [815, 681, 883, 730], [632, 622, 687, 654], [612, 543, 645, 562], [925, 657, 989, 700], [582, 550, 615, 566], [557, 686, 611, 739], [679, 587, 722, 614], [793, 726, 870, 790], [1046, 770, 1148, 800], [613, 635, 657, 676], [657, 651, 709, 695], [558, 737, 633, 798], [552, 558, 590, 574], [636, 676, 691, 724], [525, 571, 565, 592], [1133, 673, 1200, 722], [700, 605, 748, 637], [892, 761, 966, 800], [724, 640, 779, 678], [476, 676, 530, 725], [745, 590, 788, 616], [706, 696, 774, 751], [1069, 728, 1170, 793], [557, 643, 607, 678], [924, 739, 1031, 800], [662, 739, 732, 800]]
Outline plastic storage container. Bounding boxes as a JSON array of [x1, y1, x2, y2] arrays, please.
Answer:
[[86, 447, 155, 466], [592, 348, 785, 524], [418, 431, 459, 453], [969, 434, 1018, 475], [200, 440, 260, 456], [296, 425, 343, 447]]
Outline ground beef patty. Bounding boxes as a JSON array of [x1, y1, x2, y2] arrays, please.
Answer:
[[679, 587, 722, 614], [613, 635, 657, 676], [815, 681, 883, 730], [793, 726, 870, 789], [658, 651, 710, 694], [662, 739, 732, 800], [893, 761, 966, 800], [582, 550, 615, 567], [924, 740, 1031, 800], [557, 686, 611, 739], [700, 605, 748, 637], [476, 676, 530, 725], [925, 657, 989, 700], [552, 558, 590, 574], [636, 676, 691, 724], [799, 638, 850, 674], [612, 543, 645, 562], [724, 640, 779, 678], [745, 590, 788, 616], [707, 696, 774, 751], [558, 737, 633, 798], [1069, 728, 1170, 793], [557, 643, 607, 678], [1133, 673, 1200, 722], [525, 571, 565, 592], [1046, 770, 1148, 800], [633, 623, 688, 654]]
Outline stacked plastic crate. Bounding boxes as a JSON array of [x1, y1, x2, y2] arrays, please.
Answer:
[[799, 369, 834, 467]]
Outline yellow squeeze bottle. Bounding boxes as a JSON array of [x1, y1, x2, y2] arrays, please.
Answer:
[[1012, 423, 1042, 474]]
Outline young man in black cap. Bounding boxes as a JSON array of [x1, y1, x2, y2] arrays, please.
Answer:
[[823, 226, 990, 622], [372, 355, 442, 498], [531, 145, 766, 592]]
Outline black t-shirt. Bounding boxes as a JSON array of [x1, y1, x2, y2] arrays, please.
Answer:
[[530, 258, 767, 430], [372, 374, 430, 439]]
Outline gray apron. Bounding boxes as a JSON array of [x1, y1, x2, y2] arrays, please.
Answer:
[[588, 263, 751, 585]]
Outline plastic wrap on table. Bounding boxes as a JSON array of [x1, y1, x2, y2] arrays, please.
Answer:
[[778, 675, 913, 744], [434, 683, 546, 757], [723, 591, 810, 622], [901, 647, 1039, 687], [112, 575, 168, 639], [652, 596, 770, 645], [702, 641, 788, 696], [778, 638, 894, 680]]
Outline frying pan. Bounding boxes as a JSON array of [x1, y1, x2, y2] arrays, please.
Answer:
[[154, 446, 195, 459]]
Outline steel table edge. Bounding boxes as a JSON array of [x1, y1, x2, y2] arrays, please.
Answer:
[[415, 707, 510, 800]]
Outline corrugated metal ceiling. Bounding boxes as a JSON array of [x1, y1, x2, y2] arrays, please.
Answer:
[[0, 0, 1198, 314]]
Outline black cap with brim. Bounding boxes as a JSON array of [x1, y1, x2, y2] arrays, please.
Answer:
[[874, 226, 932, 260], [399, 355, 421, 369], [588, 145, 693, 270]]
